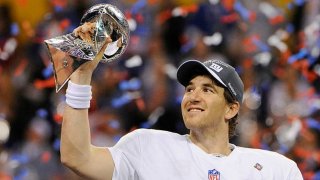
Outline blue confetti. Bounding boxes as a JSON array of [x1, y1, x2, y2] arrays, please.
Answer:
[[288, 48, 308, 64], [306, 118, 320, 130], [252, 38, 270, 52], [278, 144, 289, 154], [261, 142, 271, 150], [131, 0, 147, 15], [11, 23, 19, 36], [53, 138, 61, 151], [313, 171, 320, 180], [175, 95, 183, 104], [36, 108, 48, 118], [140, 121, 151, 128], [10, 153, 29, 164], [234, 1, 250, 21], [294, 0, 306, 6], [54, 6, 64, 13], [113, 134, 122, 143], [111, 94, 132, 108], [42, 64, 53, 78], [119, 79, 141, 91], [287, 3, 294, 10], [14, 168, 29, 180], [108, 119, 121, 129], [180, 41, 195, 53], [286, 23, 294, 33]]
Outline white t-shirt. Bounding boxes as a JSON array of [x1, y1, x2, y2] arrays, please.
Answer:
[[108, 129, 303, 180]]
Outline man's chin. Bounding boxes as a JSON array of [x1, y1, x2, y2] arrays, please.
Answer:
[[184, 120, 203, 130]]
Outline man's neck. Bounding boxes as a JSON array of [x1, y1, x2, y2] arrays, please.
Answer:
[[189, 129, 231, 156]]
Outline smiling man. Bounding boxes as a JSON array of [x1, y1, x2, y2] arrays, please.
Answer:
[[61, 56, 303, 179]]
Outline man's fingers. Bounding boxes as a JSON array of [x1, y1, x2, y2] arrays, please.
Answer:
[[89, 27, 95, 34], [73, 23, 112, 62], [73, 27, 80, 37], [83, 33, 92, 44]]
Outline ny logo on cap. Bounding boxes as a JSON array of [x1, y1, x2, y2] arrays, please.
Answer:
[[210, 63, 223, 72]]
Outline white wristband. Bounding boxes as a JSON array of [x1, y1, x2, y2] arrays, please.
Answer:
[[66, 81, 92, 109]]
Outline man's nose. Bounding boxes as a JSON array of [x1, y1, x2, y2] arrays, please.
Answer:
[[189, 89, 201, 102]]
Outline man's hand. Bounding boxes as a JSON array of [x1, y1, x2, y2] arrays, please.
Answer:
[[71, 23, 112, 84], [78, 35, 112, 73], [73, 22, 96, 44]]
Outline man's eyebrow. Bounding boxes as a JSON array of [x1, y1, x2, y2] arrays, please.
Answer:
[[186, 81, 218, 91], [203, 83, 217, 91], [203, 83, 214, 87]]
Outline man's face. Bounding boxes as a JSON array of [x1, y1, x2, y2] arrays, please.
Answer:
[[181, 75, 228, 132]]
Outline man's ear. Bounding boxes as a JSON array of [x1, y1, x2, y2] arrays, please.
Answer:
[[225, 102, 240, 120]]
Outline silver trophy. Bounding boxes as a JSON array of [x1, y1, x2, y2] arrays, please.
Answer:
[[44, 4, 130, 92]]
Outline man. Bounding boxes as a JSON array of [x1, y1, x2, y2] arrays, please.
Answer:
[[60, 30, 303, 180]]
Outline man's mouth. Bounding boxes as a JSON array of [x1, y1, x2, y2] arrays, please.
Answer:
[[187, 107, 204, 112]]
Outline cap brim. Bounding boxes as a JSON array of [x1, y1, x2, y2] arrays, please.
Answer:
[[177, 60, 226, 87]]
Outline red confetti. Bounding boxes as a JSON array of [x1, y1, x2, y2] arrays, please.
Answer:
[[147, 0, 158, 5], [220, 12, 239, 24], [51, 0, 67, 8], [14, 58, 28, 77], [180, 4, 198, 14], [33, 77, 55, 89], [157, 9, 173, 25], [125, 11, 132, 20], [54, 113, 63, 124], [41, 151, 52, 163], [135, 98, 145, 111], [59, 18, 71, 30], [243, 58, 253, 69], [269, 15, 285, 25], [157, 5, 198, 25], [0, 173, 11, 180], [221, 0, 235, 11], [242, 35, 260, 53], [135, 13, 144, 24], [248, 11, 257, 23]]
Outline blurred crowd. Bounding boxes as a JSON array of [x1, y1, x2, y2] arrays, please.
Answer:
[[0, 0, 320, 179]]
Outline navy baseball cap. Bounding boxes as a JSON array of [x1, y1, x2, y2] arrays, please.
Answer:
[[177, 59, 244, 104]]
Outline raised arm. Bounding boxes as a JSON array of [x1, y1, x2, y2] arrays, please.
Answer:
[[60, 26, 115, 179]]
